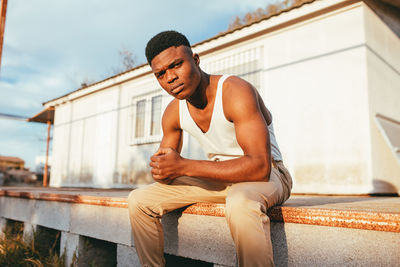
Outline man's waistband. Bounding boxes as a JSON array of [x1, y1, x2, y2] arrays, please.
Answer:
[[272, 159, 283, 169]]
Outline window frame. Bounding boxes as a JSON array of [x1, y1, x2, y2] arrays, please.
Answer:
[[200, 46, 263, 90], [134, 99, 146, 139], [150, 95, 163, 137], [130, 91, 164, 145]]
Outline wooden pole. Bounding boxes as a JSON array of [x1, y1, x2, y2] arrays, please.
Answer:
[[0, 0, 8, 72], [43, 120, 51, 187]]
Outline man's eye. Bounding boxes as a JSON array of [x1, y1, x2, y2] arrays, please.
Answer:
[[172, 61, 182, 69]]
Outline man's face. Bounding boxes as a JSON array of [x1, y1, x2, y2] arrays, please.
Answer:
[[151, 45, 201, 100]]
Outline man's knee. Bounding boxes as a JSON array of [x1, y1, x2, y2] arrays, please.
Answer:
[[128, 187, 162, 219], [226, 187, 266, 218], [128, 190, 138, 212], [227, 188, 253, 207], [127, 189, 147, 215]]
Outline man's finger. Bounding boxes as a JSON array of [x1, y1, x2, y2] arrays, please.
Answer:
[[149, 161, 159, 168], [151, 167, 163, 175], [150, 155, 163, 162], [156, 147, 174, 155], [153, 149, 164, 156], [153, 174, 165, 180]]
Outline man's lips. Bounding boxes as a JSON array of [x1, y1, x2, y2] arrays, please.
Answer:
[[171, 84, 184, 94]]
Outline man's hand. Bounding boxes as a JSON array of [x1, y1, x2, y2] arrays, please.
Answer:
[[149, 147, 184, 184]]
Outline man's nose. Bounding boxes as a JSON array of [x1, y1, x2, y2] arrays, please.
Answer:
[[167, 70, 178, 84]]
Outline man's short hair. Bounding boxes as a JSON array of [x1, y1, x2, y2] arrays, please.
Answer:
[[145, 30, 191, 65]]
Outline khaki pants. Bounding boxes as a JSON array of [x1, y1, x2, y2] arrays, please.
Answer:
[[128, 161, 292, 267]]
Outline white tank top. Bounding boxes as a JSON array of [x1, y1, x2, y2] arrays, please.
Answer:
[[179, 75, 282, 162]]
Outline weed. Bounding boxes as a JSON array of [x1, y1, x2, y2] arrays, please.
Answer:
[[0, 222, 74, 267]]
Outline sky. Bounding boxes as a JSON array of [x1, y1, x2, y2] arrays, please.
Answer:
[[0, 0, 278, 170]]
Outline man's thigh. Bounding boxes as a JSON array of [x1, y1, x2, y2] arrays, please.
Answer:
[[129, 176, 229, 216], [226, 167, 286, 209]]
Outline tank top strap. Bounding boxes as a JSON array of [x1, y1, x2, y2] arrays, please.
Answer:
[[179, 97, 189, 131], [214, 74, 231, 121]]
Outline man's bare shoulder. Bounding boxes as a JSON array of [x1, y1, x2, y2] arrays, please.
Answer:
[[223, 75, 256, 96], [222, 76, 259, 121], [164, 98, 179, 114]]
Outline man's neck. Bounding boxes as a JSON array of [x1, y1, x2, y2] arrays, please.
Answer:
[[187, 71, 211, 110]]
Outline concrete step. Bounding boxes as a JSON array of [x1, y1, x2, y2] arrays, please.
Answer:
[[0, 187, 399, 266]]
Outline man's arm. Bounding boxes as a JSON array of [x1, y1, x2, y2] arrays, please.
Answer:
[[158, 99, 183, 152], [150, 76, 272, 183], [151, 99, 183, 183]]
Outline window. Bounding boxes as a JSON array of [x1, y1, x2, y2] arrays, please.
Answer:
[[151, 96, 162, 136], [131, 92, 164, 144], [202, 47, 262, 90], [135, 100, 146, 138]]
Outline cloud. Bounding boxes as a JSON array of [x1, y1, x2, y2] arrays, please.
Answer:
[[0, 66, 75, 115], [0, 119, 47, 169]]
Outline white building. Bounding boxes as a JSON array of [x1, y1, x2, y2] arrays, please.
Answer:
[[41, 0, 400, 194]]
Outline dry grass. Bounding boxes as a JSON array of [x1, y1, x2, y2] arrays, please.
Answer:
[[0, 222, 74, 267]]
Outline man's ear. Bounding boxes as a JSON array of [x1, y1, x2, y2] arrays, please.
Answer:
[[193, 53, 200, 66]]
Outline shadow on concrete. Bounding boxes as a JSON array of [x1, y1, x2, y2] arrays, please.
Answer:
[[162, 210, 182, 255], [165, 253, 212, 267], [162, 209, 213, 266], [371, 180, 399, 196], [271, 222, 289, 267]]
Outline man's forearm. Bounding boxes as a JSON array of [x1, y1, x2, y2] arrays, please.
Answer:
[[180, 155, 271, 183], [150, 148, 271, 183]]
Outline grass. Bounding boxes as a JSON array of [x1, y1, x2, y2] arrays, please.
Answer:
[[0, 221, 75, 267]]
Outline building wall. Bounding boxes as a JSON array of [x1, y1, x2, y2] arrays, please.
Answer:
[[52, 88, 120, 187], [364, 2, 400, 193], [51, 103, 71, 186], [259, 3, 373, 194]]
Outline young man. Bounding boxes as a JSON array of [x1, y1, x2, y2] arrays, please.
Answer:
[[128, 30, 292, 267]]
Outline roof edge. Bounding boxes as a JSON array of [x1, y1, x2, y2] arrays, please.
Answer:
[[192, 0, 316, 48], [43, 62, 148, 106]]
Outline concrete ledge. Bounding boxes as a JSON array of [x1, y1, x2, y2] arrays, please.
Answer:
[[1, 187, 399, 233], [60, 231, 80, 267], [70, 203, 133, 246], [0, 217, 6, 238], [117, 244, 141, 267], [162, 212, 236, 266], [0, 187, 127, 208], [271, 222, 400, 266], [1, 187, 400, 266]]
